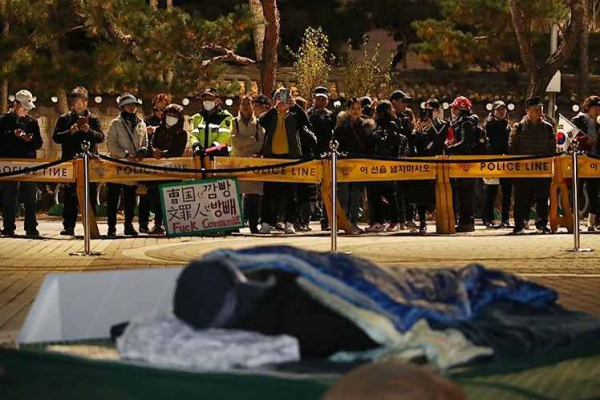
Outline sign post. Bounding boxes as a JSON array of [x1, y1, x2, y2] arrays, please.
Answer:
[[569, 150, 593, 252]]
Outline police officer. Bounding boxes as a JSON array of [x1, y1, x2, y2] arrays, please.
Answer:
[[52, 86, 105, 236], [190, 88, 233, 156], [509, 96, 556, 234], [0, 90, 43, 237], [308, 86, 335, 231], [446, 96, 481, 232], [571, 95, 600, 230], [483, 100, 512, 229]]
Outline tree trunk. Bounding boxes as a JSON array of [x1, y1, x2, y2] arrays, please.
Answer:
[[259, 0, 279, 96], [1, 0, 9, 113], [508, 0, 585, 97], [249, 0, 265, 61], [578, 0, 590, 103], [149, 0, 158, 10]]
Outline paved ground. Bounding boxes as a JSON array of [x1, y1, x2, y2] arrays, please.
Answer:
[[1, 217, 600, 344]]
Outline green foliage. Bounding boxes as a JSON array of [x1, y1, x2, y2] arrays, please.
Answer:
[[289, 27, 334, 98], [411, 0, 569, 71], [1, 0, 253, 101], [340, 36, 393, 99]]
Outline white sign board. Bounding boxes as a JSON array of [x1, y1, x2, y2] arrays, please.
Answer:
[[159, 178, 244, 236], [546, 70, 562, 93]]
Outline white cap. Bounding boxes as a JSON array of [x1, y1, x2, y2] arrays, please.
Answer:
[[15, 90, 36, 110]]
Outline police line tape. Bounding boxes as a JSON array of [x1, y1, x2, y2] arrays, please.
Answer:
[[0, 153, 599, 183]]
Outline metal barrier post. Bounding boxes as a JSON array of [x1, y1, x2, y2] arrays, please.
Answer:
[[569, 150, 593, 252], [71, 141, 103, 257], [330, 141, 339, 252]]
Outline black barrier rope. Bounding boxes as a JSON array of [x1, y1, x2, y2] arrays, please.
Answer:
[[0, 157, 76, 178], [341, 152, 564, 164], [97, 154, 322, 175], [584, 152, 600, 161]]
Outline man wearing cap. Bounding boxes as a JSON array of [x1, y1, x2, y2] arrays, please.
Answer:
[[571, 95, 600, 230], [105, 93, 148, 237], [447, 95, 481, 232], [252, 94, 271, 117], [509, 96, 556, 234], [308, 86, 335, 231], [389, 90, 416, 231], [190, 88, 233, 156], [52, 86, 105, 236], [483, 100, 512, 229], [0, 90, 43, 237]]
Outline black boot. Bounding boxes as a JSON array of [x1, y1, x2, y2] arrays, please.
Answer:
[[124, 225, 139, 237]]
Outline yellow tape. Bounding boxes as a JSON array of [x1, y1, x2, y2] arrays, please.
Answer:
[[211, 157, 322, 183], [448, 158, 554, 178], [577, 156, 600, 178], [89, 157, 199, 182], [337, 159, 436, 182], [0, 159, 75, 183]]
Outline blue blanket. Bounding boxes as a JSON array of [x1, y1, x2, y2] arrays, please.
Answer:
[[203, 246, 557, 333]]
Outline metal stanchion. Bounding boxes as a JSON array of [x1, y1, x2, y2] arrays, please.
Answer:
[[71, 141, 102, 257], [569, 150, 593, 253], [330, 140, 339, 253]]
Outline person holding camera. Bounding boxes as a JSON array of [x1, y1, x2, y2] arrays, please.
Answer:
[[105, 93, 148, 237], [52, 86, 105, 236], [138, 93, 171, 234], [190, 88, 233, 158], [257, 88, 308, 235], [0, 90, 43, 237]]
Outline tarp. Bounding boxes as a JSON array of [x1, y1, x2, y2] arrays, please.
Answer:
[[203, 246, 558, 333]]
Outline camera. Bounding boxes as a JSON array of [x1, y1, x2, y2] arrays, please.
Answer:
[[419, 108, 433, 121]]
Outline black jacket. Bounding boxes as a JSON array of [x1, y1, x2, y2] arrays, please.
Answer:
[[259, 104, 311, 158], [52, 110, 104, 159], [447, 113, 480, 155], [421, 118, 451, 156], [151, 121, 187, 158], [333, 112, 375, 156], [571, 112, 599, 153], [144, 114, 162, 153], [308, 107, 336, 155], [369, 119, 409, 158], [0, 111, 43, 159], [485, 114, 511, 155]]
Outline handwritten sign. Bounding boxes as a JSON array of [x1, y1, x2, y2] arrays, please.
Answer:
[[337, 159, 436, 182], [448, 158, 554, 178], [89, 157, 199, 182], [159, 178, 243, 236], [211, 157, 322, 183], [0, 159, 75, 182]]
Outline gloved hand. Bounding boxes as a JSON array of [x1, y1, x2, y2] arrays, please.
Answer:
[[137, 147, 148, 158], [192, 143, 204, 157]]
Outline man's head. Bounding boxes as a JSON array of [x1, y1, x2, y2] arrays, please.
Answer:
[[239, 95, 253, 117], [390, 90, 411, 113], [426, 98, 441, 119], [117, 93, 141, 114], [252, 94, 271, 115], [14, 90, 36, 117], [69, 86, 89, 115], [200, 88, 220, 113], [321, 361, 465, 400], [525, 96, 543, 123], [493, 100, 507, 120], [313, 86, 330, 110], [583, 95, 600, 119], [152, 93, 171, 120]]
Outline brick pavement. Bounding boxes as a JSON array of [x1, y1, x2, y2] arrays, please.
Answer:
[[1, 218, 600, 343]]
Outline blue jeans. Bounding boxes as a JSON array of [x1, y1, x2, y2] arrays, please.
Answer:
[[339, 183, 363, 225], [1, 181, 38, 232]]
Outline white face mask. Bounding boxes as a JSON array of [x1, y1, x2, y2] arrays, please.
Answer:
[[203, 101, 216, 111], [165, 116, 179, 127]]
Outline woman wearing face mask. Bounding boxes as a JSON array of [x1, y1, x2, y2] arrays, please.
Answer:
[[106, 93, 148, 237], [139, 93, 171, 234], [146, 103, 188, 235]]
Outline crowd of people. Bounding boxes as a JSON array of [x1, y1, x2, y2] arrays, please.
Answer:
[[1, 84, 599, 238]]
